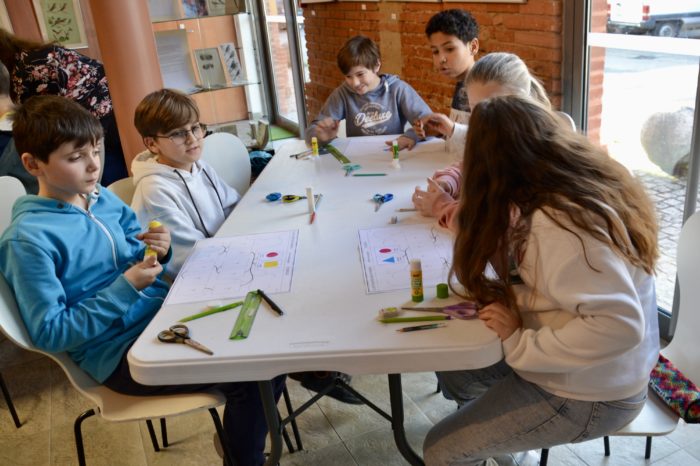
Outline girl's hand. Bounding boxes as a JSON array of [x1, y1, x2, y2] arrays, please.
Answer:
[[413, 119, 426, 139], [137, 223, 171, 261], [124, 255, 162, 290], [412, 178, 447, 217], [478, 302, 522, 341], [419, 113, 455, 138]]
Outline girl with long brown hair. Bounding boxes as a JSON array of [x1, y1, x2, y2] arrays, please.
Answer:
[[424, 95, 660, 465]]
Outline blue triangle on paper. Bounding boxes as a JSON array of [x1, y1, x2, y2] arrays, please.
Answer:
[[383, 257, 396, 263]]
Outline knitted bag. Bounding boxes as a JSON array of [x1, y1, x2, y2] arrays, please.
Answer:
[[649, 354, 700, 423]]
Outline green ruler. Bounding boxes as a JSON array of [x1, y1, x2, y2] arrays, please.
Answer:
[[229, 291, 261, 340], [325, 144, 351, 165]]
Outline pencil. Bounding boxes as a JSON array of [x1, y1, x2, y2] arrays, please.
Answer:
[[179, 301, 243, 322], [379, 315, 451, 323], [396, 323, 447, 333], [257, 289, 284, 316], [310, 194, 323, 224], [353, 173, 387, 177]]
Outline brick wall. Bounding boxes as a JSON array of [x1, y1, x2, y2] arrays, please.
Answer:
[[302, 1, 564, 121]]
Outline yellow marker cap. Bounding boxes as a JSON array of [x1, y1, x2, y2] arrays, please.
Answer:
[[144, 220, 162, 258]]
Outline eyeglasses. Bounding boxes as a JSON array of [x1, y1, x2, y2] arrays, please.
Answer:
[[155, 123, 207, 145]]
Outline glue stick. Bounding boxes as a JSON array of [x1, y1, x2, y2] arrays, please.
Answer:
[[143, 220, 162, 259], [410, 259, 424, 302], [311, 137, 319, 157], [391, 140, 401, 169]]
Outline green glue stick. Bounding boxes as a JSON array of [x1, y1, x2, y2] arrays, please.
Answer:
[[410, 259, 424, 302]]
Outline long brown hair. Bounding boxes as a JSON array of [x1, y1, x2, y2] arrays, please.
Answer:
[[451, 95, 658, 308]]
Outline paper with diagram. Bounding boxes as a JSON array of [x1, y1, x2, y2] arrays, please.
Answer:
[[358, 223, 454, 294], [166, 230, 299, 304]]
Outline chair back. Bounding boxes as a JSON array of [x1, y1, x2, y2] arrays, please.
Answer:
[[557, 111, 577, 131], [0, 176, 26, 232], [664, 210, 700, 383], [201, 132, 252, 195], [107, 177, 136, 205]]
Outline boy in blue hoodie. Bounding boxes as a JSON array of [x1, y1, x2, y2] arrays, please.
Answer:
[[0, 95, 283, 466], [305, 35, 432, 151]]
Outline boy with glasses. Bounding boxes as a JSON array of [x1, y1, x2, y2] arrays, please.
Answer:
[[131, 88, 240, 278]]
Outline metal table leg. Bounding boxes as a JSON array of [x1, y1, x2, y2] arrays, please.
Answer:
[[388, 373, 425, 466], [259, 380, 283, 466]]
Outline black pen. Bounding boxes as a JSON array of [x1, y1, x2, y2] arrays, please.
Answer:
[[396, 323, 446, 333], [257, 289, 284, 316]]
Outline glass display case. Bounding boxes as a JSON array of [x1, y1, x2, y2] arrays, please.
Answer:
[[148, 0, 269, 147]]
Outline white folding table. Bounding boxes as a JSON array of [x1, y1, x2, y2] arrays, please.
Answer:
[[128, 135, 503, 466]]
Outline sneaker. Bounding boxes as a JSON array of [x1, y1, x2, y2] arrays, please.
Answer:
[[290, 371, 363, 405]]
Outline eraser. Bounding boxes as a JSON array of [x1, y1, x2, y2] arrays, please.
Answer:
[[378, 307, 402, 318]]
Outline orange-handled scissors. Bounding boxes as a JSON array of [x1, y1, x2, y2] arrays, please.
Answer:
[[157, 324, 213, 355]]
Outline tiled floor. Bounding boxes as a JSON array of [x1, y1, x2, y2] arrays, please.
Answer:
[[1, 337, 699, 466]]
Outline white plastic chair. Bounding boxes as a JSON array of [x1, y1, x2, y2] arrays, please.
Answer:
[[540, 211, 700, 465], [0, 176, 25, 230], [107, 176, 136, 205], [201, 132, 252, 195], [601, 210, 700, 458]]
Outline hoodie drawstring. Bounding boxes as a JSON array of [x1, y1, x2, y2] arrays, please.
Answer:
[[173, 168, 226, 238]]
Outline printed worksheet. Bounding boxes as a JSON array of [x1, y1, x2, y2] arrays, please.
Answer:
[[358, 224, 454, 294], [166, 230, 299, 304], [334, 135, 445, 159]]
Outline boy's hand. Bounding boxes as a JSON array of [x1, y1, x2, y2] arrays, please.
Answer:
[[124, 255, 162, 290], [384, 135, 415, 151], [137, 223, 171, 261], [478, 302, 522, 341], [412, 178, 447, 217], [419, 113, 455, 138], [314, 118, 339, 144], [413, 119, 426, 139]]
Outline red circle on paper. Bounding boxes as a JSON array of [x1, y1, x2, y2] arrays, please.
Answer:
[[266, 252, 279, 258], [379, 248, 391, 253]]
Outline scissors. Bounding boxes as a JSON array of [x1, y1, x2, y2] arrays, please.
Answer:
[[265, 193, 307, 203], [157, 324, 214, 355], [373, 193, 394, 212], [401, 302, 480, 320]]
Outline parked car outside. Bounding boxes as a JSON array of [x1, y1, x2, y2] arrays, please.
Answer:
[[607, 0, 700, 37]]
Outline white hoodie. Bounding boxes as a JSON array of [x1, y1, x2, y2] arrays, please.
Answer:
[[131, 150, 240, 278]]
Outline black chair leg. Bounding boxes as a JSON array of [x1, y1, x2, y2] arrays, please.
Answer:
[[645, 436, 652, 459], [209, 407, 234, 466], [160, 418, 168, 447], [282, 386, 303, 451], [145, 419, 160, 452], [74, 408, 97, 466], [604, 436, 610, 456], [0, 373, 21, 428], [540, 448, 549, 466], [279, 410, 295, 453]]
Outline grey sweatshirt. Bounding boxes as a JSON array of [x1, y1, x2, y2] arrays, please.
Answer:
[[305, 74, 431, 144]]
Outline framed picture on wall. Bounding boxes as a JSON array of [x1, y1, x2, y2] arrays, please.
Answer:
[[194, 47, 227, 89], [32, 0, 88, 48], [205, 0, 241, 16], [0, 1, 13, 32], [218, 43, 244, 84]]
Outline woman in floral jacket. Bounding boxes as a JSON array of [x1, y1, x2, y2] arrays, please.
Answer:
[[0, 28, 127, 185]]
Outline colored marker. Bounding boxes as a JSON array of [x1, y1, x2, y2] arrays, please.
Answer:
[[396, 323, 447, 333], [257, 289, 284, 316], [353, 173, 387, 177], [179, 301, 244, 322]]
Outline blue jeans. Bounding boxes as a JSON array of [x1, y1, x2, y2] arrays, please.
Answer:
[[424, 370, 646, 466], [437, 359, 512, 406]]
